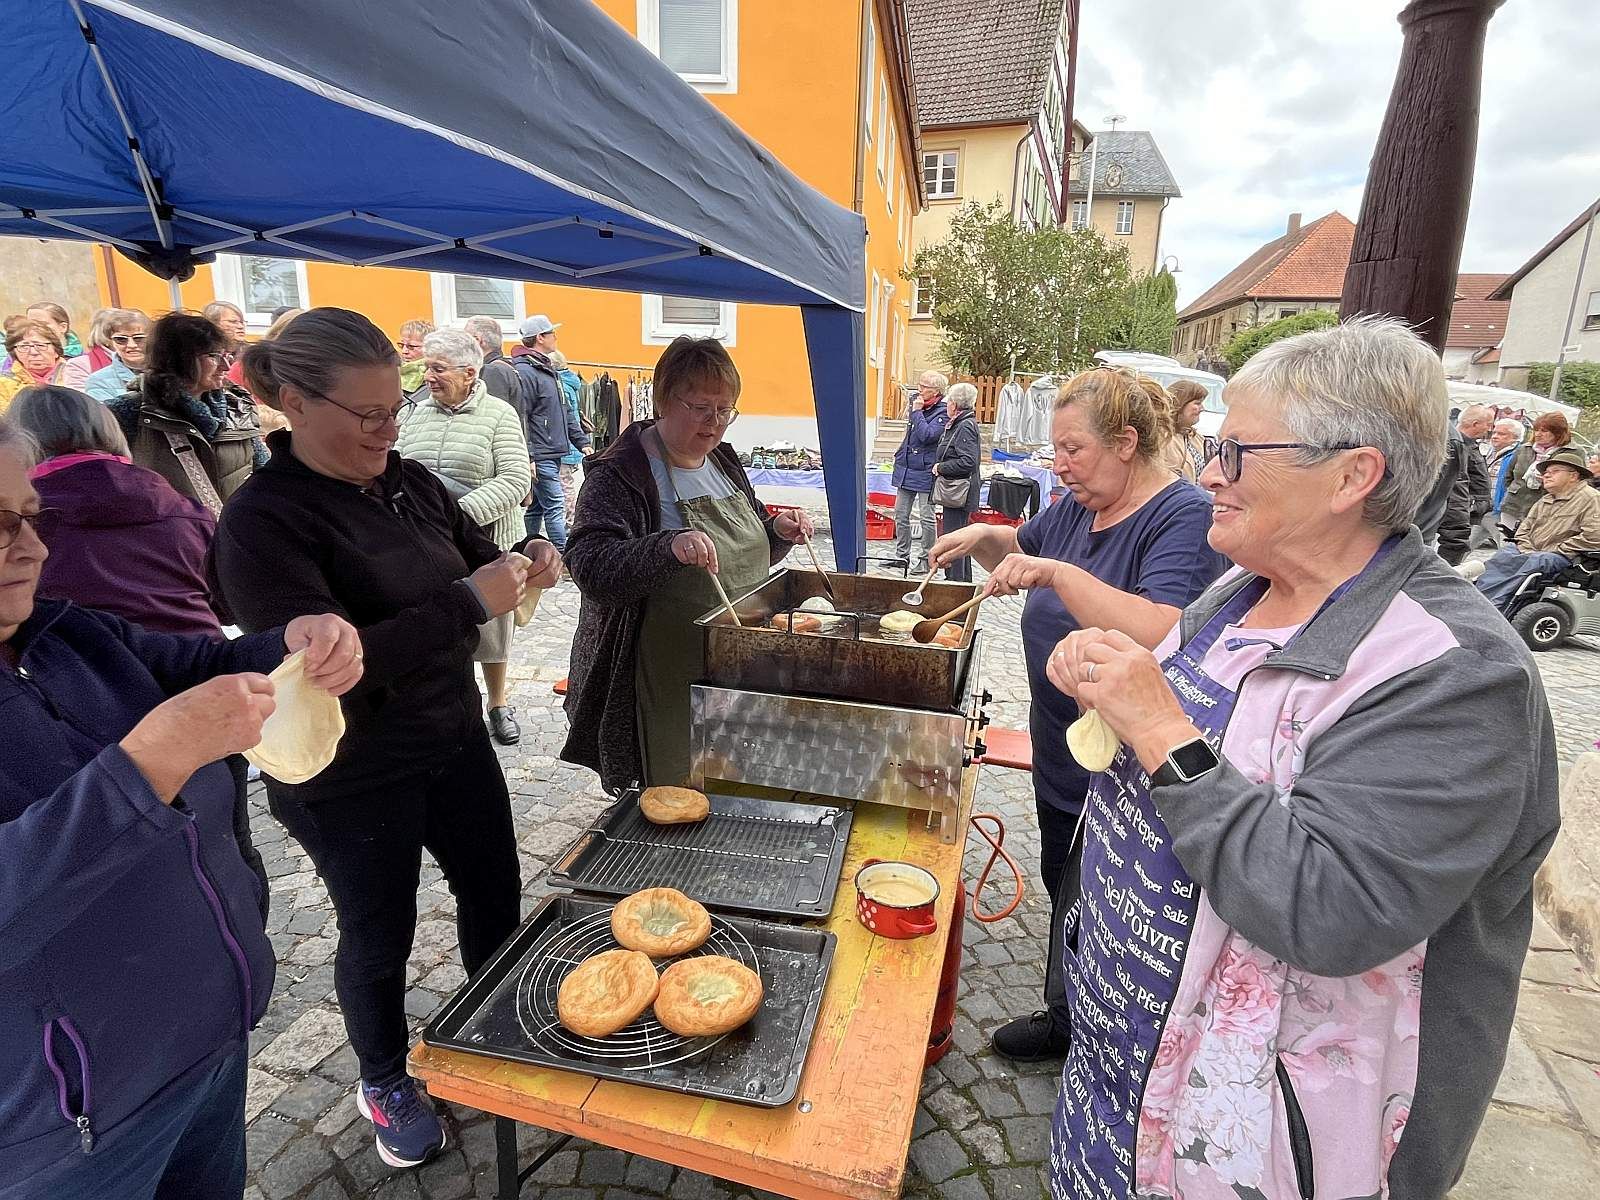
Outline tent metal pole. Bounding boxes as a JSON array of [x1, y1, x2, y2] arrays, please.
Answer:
[[167, 277, 183, 312]]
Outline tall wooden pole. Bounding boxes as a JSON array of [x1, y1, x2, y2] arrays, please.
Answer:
[[1340, 0, 1505, 351]]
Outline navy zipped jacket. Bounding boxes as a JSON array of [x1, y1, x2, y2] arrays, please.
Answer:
[[0, 602, 281, 1186]]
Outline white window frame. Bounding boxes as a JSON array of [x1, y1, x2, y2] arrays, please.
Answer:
[[868, 271, 883, 366], [875, 278, 895, 371], [876, 76, 890, 183], [899, 197, 909, 250], [429, 273, 526, 335], [642, 294, 737, 345], [864, 12, 875, 146], [637, 0, 738, 94], [923, 149, 960, 200], [210, 254, 310, 331], [1071, 198, 1089, 230], [1584, 290, 1600, 330], [912, 275, 936, 320], [1115, 200, 1135, 236]]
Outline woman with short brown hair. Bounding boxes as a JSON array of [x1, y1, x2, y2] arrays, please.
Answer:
[[1501, 410, 1574, 531]]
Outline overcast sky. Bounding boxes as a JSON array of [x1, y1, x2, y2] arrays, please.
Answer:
[[1072, 0, 1600, 308]]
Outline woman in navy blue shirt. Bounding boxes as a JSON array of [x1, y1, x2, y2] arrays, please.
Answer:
[[931, 367, 1227, 1061]]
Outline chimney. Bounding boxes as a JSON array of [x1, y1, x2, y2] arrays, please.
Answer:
[[1287, 212, 1303, 236]]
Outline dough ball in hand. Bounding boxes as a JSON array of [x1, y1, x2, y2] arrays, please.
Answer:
[[244, 650, 345, 784], [1065, 709, 1120, 773]]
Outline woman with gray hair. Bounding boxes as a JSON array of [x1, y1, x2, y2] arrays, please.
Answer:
[[1043, 317, 1559, 1200], [930, 380, 981, 581], [395, 328, 532, 744]]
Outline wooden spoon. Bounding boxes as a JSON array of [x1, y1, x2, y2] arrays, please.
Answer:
[[708, 569, 742, 627], [901, 563, 938, 607], [912, 594, 984, 643], [800, 531, 839, 604]]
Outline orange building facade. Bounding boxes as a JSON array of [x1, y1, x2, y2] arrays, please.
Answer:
[[94, 1, 922, 452]]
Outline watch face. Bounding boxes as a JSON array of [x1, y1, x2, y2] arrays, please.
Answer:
[[1170, 738, 1219, 780]]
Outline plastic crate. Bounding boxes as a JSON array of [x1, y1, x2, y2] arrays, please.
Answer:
[[764, 503, 802, 520], [971, 506, 1025, 528], [865, 509, 896, 541]]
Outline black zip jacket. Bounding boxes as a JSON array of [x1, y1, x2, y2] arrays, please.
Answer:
[[207, 431, 503, 801]]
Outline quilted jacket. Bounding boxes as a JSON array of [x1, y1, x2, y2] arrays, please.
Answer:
[[395, 380, 531, 550]]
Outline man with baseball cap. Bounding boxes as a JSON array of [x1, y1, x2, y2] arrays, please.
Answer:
[[1475, 446, 1600, 610], [511, 314, 590, 550]]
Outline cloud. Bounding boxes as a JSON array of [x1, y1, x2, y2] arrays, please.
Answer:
[[1074, 0, 1600, 306]]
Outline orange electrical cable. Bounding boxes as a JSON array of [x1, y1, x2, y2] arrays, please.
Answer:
[[966, 813, 1024, 923]]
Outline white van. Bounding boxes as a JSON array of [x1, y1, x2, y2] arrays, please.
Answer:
[[1445, 380, 1580, 428], [1096, 351, 1229, 437]]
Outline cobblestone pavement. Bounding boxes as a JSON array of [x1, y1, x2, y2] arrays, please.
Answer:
[[242, 520, 1600, 1199]]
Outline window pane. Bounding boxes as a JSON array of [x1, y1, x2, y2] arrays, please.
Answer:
[[453, 275, 516, 320], [241, 257, 301, 314], [661, 295, 722, 325], [659, 0, 723, 76], [1586, 290, 1600, 327], [1116, 201, 1134, 234]]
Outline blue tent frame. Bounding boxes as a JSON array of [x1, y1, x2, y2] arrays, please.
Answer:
[[2, 0, 868, 566]]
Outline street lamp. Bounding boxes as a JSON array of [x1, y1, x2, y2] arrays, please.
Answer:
[[1162, 255, 1181, 274]]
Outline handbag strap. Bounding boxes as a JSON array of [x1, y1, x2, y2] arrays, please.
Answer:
[[162, 431, 224, 516]]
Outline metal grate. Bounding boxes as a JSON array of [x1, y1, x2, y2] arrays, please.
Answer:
[[515, 909, 758, 1070], [549, 794, 853, 919]]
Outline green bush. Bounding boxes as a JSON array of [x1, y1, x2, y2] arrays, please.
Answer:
[[1525, 361, 1600, 410], [1221, 309, 1339, 372]]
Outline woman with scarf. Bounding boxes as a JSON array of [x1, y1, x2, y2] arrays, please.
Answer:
[[1499, 410, 1573, 535], [106, 312, 267, 513], [0, 318, 70, 410]]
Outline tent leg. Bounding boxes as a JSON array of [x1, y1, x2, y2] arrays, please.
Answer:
[[167, 277, 183, 312]]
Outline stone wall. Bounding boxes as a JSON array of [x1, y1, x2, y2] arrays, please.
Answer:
[[0, 238, 101, 325], [1536, 751, 1600, 979]]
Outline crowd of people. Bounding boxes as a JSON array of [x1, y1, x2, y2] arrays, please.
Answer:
[[0, 297, 1566, 1200]]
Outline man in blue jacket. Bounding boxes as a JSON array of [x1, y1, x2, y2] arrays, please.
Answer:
[[0, 418, 363, 1200], [510, 315, 590, 551], [890, 371, 950, 572]]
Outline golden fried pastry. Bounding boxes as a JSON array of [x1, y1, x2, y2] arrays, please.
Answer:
[[654, 956, 764, 1037], [769, 612, 823, 633], [932, 622, 964, 648], [611, 888, 713, 958], [556, 949, 659, 1038], [639, 785, 710, 825]]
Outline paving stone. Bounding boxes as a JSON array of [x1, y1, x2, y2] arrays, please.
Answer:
[[246, 1116, 298, 1165], [924, 1085, 980, 1130], [1546, 1052, 1600, 1137], [314, 1097, 360, 1137], [624, 1157, 676, 1191], [245, 1068, 288, 1125], [305, 1178, 352, 1200], [1014, 1072, 1061, 1116], [988, 1165, 1048, 1198], [254, 1008, 349, 1075], [1449, 1106, 1600, 1198], [957, 1120, 1009, 1167], [1514, 986, 1600, 1064], [258, 1134, 336, 1199], [937, 1175, 992, 1200], [912, 1103, 939, 1138], [525, 1148, 580, 1185], [1000, 1114, 1052, 1162], [417, 1149, 473, 1200], [909, 1129, 970, 1184], [578, 1148, 630, 1186], [316, 1043, 362, 1085], [672, 1170, 731, 1200], [373, 1173, 424, 1199], [404, 987, 444, 1020], [1494, 1026, 1573, 1113], [269, 1073, 344, 1121], [1522, 949, 1599, 991], [970, 1081, 1023, 1119]]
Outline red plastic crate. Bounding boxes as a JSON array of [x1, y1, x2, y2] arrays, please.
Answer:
[[866, 510, 896, 541], [971, 506, 1024, 528]]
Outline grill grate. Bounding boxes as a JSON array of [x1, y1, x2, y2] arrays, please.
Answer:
[[516, 909, 759, 1069], [548, 793, 854, 919]]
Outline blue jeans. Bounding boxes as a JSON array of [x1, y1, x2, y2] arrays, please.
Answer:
[[5, 1046, 247, 1200], [1476, 547, 1570, 610], [524, 459, 568, 551]]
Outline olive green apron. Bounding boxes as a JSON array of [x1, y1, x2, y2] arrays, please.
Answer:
[[634, 431, 772, 787]]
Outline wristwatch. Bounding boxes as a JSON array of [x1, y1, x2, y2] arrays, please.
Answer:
[[1151, 737, 1220, 788]]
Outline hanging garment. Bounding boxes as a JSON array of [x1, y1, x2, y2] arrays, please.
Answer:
[[994, 380, 1027, 446], [987, 473, 1041, 520], [1023, 375, 1057, 444]]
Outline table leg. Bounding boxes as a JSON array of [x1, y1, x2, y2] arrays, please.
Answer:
[[495, 1116, 520, 1199]]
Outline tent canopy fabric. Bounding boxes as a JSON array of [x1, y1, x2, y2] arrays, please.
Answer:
[[2, 0, 867, 563]]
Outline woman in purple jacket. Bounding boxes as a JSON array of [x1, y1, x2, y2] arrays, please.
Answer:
[[0, 416, 362, 1200]]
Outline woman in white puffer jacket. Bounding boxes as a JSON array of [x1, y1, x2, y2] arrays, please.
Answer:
[[396, 329, 532, 744]]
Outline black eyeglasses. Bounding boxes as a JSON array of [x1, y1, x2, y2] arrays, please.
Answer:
[[1207, 438, 1366, 484], [314, 392, 412, 434], [0, 508, 58, 549]]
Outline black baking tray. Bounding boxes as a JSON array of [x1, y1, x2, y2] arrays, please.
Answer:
[[422, 893, 835, 1108], [546, 791, 854, 920]]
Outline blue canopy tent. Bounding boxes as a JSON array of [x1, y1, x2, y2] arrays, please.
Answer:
[[2, 0, 868, 566]]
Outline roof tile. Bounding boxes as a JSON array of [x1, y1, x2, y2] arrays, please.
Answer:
[[906, 0, 1066, 127], [1178, 213, 1355, 320], [1066, 131, 1180, 198]]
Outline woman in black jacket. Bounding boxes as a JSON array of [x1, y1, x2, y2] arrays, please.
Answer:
[[208, 309, 559, 1171], [931, 382, 982, 582]]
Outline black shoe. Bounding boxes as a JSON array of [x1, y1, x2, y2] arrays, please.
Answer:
[[488, 706, 521, 745], [991, 1011, 1069, 1062]]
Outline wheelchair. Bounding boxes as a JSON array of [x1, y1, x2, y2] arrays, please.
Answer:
[[1502, 551, 1600, 651]]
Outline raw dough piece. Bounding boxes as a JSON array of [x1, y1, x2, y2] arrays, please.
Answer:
[[611, 888, 713, 958], [769, 612, 823, 633], [244, 650, 345, 784], [798, 596, 836, 613], [557, 949, 660, 1038], [878, 609, 922, 634], [514, 586, 543, 627], [654, 956, 764, 1037], [639, 786, 711, 825], [1065, 709, 1120, 773]]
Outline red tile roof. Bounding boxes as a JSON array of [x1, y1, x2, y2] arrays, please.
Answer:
[[1445, 274, 1510, 349], [1178, 213, 1355, 321]]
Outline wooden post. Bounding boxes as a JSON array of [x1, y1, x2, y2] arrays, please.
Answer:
[[1340, 0, 1505, 351]]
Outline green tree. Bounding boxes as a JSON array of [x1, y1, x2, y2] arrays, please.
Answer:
[[1525, 361, 1600, 410], [906, 200, 1132, 377], [1102, 269, 1179, 355], [1220, 308, 1339, 372]]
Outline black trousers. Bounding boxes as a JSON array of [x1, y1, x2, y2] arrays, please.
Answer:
[[269, 730, 523, 1087], [941, 505, 975, 582], [1038, 795, 1084, 1037]]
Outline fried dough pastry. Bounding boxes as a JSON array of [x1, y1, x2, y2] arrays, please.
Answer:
[[654, 955, 764, 1037], [639, 786, 711, 825], [932, 622, 964, 648], [768, 612, 823, 633], [611, 888, 713, 958], [556, 949, 659, 1038]]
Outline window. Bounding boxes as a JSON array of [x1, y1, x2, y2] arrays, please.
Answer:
[[913, 275, 936, 319], [638, 0, 737, 93], [1115, 201, 1135, 236], [430, 273, 526, 333], [887, 162, 895, 216], [875, 278, 894, 370], [1279, 307, 1298, 320], [923, 150, 959, 199], [876, 77, 890, 182], [868, 271, 882, 365], [643, 294, 736, 344], [1071, 199, 1089, 230], [210, 254, 308, 328], [863, 29, 874, 147], [1585, 290, 1600, 331]]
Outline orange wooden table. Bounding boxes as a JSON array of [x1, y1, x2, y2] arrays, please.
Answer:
[[409, 766, 979, 1199]]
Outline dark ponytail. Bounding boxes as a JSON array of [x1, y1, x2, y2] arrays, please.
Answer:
[[240, 307, 398, 411]]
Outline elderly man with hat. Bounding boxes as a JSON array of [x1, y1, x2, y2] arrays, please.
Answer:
[[1475, 446, 1600, 610], [511, 313, 590, 550]]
